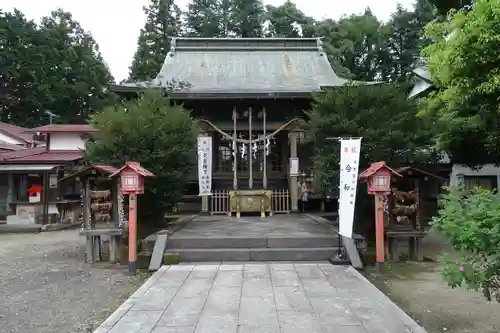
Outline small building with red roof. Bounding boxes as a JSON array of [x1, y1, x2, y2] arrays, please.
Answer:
[[0, 124, 96, 224]]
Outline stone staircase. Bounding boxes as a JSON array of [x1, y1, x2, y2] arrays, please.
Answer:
[[165, 234, 341, 262]]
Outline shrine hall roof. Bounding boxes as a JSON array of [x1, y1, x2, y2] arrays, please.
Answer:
[[112, 37, 363, 99]]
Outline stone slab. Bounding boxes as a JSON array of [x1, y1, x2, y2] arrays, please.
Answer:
[[343, 235, 363, 269], [94, 263, 427, 333], [166, 248, 251, 261], [167, 236, 266, 249], [249, 247, 337, 261], [149, 233, 168, 271], [266, 236, 337, 248]]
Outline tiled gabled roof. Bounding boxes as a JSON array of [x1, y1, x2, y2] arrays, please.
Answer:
[[24, 124, 98, 134], [0, 148, 84, 163], [0, 122, 33, 142], [153, 37, 349, 96]]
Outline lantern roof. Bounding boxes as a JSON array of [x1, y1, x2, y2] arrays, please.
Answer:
[[109, 161, 154, 178], [359, 161, 402, 180]]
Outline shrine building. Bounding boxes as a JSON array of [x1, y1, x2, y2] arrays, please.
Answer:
[[111, 37, 358, 215]]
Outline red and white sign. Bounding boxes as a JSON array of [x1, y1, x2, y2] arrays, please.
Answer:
[[338, 138, 362, 238], [197, 136, 212, 196]]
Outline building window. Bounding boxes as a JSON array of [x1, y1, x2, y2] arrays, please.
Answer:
[[463, 175, 498, 190]]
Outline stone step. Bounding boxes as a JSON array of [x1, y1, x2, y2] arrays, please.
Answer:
[[165, 247, 340, 262], [167, 236, 340, 249]]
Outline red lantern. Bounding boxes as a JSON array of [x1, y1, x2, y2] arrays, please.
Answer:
[[110, 161, 154, 195], [359, 161, 401, 195]]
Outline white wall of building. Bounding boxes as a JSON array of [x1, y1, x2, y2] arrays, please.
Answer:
[[0, 133, 24, 145], [49, 133, 86, 151], [450, 163, 500, 188]]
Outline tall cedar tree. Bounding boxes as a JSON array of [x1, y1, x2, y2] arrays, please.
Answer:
[[129, 0, 181, 82], [0, 9, 113, 127], [184, 0, 230, 37], [264, 0, 315, 38], [379, 1, 436, 82], [335, 9, 385, 81], [228, 0, 265, 37]]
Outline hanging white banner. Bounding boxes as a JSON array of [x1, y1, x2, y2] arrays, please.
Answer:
[[197, 136, 212, 196], [338, 138, 362, 238]]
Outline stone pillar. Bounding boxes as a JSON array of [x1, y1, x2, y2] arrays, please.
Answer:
[[288, 132, 299, 212]]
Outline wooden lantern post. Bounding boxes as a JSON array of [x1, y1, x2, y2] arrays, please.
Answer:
[[110, 161, 154, 275], [359, 161, 401, 271]]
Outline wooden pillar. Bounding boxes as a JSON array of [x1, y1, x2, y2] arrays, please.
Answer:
[[42, 171, 49, 225], [288, 132, 299, 212], [83, 178, 93, 263], [112, 179, 119, 227], [375, 193, 385, 270], [415, 179, 423, 231], [6, 173, 14, 214]]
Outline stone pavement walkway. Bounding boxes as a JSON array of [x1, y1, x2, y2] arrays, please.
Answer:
[[94, 263, 426, 333]]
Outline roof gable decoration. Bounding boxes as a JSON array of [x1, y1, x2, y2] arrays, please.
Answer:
[[395, 166, 446, 181], [58, 164, 119, 183], [359, 161, 402, 180], [109, 161, 155, 178], [408, 66, 435, 99]]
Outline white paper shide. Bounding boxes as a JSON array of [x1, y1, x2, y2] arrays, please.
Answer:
[[197, 136, 212, 196], [338, 138, 362, 238]]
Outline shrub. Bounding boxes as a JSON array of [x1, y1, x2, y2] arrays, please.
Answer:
[[431, 186, 500, 301]]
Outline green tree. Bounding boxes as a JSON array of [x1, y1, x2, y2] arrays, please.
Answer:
[[228, 0, 265, 37], [335, 9, 385, 81], [305, 83, 435, 193], [420, 0, 500, 166], [86, 90, 198, 222], [431, 186, 500, 301], [314, 19, 352, 79], [379, 1, 436, 82], [264, 0, 315, 38], [427, 0, 474, 15], [0, 9, 113, 127], [184, 0, 230, 37], [129, 0, 181, 81]]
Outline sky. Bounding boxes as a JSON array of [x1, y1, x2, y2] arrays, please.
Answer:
[[2, 0, 415, 82]]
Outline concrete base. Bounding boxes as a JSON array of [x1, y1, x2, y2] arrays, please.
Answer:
[[0, 224, 42, 234], [328, 253, 351, 265], [166, 215, 341, 262], [167, 247, 340, 262]]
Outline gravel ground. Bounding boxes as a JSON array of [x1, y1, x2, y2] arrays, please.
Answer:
[[365, 231, 500, 333], [386, 263, 500, 333], [0, 230, 149, 333]]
